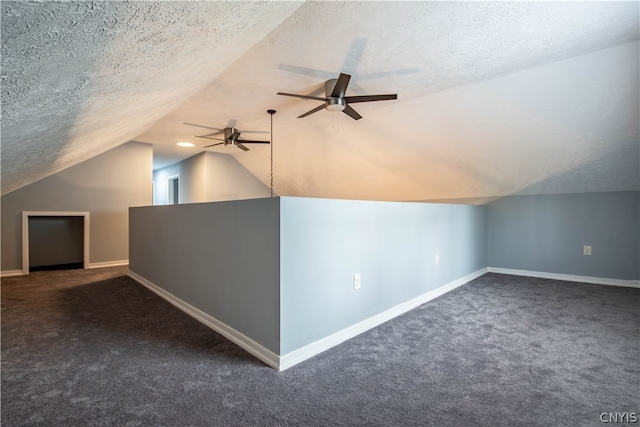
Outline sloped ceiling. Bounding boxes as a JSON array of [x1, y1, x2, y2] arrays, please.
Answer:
[[1, 1, 303, 195], [2, 1, 639, 201]]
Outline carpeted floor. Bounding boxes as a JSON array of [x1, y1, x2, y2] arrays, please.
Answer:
[[2, 267, 638, 426]]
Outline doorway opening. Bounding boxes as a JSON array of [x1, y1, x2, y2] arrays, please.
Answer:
[[168, 175, 180, 205], [22, 212, 90, 275]]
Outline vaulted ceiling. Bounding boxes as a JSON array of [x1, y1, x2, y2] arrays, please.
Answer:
[[2, 1, 639, 201]]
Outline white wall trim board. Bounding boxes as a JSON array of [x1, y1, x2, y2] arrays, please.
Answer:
[[127, 270, 280, 370], [22, 211, 90, 275], [279, 267, 488, 371], [1, 270, 25, 278], [88, 260, 129, 269], [487, 267, 640, 288]]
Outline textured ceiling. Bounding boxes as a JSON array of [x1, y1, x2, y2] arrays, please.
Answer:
[[0, 0, 302, 195], [2, 1, 639, 201]]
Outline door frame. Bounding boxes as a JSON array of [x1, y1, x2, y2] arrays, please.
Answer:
[[22, 211, 90, 275], [167, 174, 180, 205]]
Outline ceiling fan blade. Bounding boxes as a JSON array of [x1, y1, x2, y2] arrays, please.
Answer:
[[298, 103, 327, 118], [277, 92, 326, 101], [344, 94, 397, 103], [240, 140, 270, 144], [330, 73, 351, 98], [236, 143, 250, 151], [195, 135, 225, 140], [184, 123, 224, 133], [236, 129, 269, 134], [343, 105, 362, 120], [203, 142, 225, 148]]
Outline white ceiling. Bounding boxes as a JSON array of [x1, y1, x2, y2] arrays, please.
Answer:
[[2, 1, 639, 201]]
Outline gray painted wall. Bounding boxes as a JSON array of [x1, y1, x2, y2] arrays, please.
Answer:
[[153, 163, 179, 205], [487, 192, 640, 280], [129, 197, 280, 353], [279, 197, 487, 354], [152, 151, 270, 205], [1, 141, 152, 271], [129, 197, 486, 356], [153, 153, 206, 205], [203, 152, 270, 201]]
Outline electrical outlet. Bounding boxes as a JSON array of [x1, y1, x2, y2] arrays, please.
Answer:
[[583, 245, 592, 256], [354, 273, 361, 290], [435, 253, 440, 264]]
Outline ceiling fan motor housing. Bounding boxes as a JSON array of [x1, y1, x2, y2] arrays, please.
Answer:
[[325, 78, 346, 111], [224, 127, 235, 140], [325, 78, 338, 96], [326, 97, 346, 111]]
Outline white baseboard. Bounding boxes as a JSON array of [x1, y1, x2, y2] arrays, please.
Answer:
[[279, 267, 488, 371], [126, 266, 636, 372], [127, 270, 280, 370], [1, 270, 25, 278], [88, 260, 129, 269], [2, 262, 127, 276], [487, 267, 640, 288]]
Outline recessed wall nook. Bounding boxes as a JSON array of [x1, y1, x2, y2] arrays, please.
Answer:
[[21, 211, 90, 275]]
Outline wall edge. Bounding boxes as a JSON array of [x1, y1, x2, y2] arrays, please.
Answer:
[[487, 267, 640, 288], [279, 267, 488, 371], [88, 260, 129, 269], [127, 270, 280, 370]]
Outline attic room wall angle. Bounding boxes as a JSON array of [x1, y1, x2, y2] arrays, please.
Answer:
[[1, 142, 152, 274], [153, 151, 270, 205]]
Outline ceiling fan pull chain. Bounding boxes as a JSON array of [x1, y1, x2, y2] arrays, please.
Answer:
[[271, 114, 274, 197], [268, 109, 276, 198]]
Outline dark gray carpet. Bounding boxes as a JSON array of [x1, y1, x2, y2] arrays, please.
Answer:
[[2, 267, 638, 426]]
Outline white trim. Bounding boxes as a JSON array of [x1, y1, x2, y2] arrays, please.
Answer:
[[127, 270, 280, 370], [487, 267, 640, 288], [1, 270, 25, 278], [22, 211, 90, 275], [88, 260, 129, 269], [278, 267, 488, 371]]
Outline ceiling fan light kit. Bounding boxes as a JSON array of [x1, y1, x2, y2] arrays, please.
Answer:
[[326, 97, 346, 112]]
